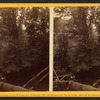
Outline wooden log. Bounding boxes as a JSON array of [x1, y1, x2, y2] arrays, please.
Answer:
[[0, 82, 29, 91], [54, 80, 100, 91], [68, 81, 100, 91]]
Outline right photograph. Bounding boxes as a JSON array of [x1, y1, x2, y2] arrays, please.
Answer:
[[53, 7, 100, 91]]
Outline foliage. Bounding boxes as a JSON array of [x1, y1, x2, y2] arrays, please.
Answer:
[[0, 7, 49, 74], [54, 7, 100, 74]]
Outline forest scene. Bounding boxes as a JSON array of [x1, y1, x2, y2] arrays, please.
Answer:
[[0, 7, 49, 91], [54, 7, 100, 91]]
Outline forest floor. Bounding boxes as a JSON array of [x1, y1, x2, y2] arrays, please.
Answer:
[[5, 68, 49, 91], [54, 66, 100, 91]]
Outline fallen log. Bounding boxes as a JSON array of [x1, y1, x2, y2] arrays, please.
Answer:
[[54, 80, 100, 91], [68, 81, 100, 91], [0, 82, 29, 91]]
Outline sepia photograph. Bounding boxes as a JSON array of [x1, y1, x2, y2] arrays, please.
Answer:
[[0, 7, 49, 91], [53, 7, 100, 91]]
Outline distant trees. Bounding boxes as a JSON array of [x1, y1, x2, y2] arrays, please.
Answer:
[[0, 7, 49, 75], [25, 8, 49, 71], [54, 7, 100, 75]]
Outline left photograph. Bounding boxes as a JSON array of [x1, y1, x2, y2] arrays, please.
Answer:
[[0, 7, 49, 91]]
